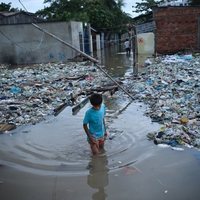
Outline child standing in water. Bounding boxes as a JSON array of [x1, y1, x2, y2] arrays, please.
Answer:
[[83, 93, 107, 155]]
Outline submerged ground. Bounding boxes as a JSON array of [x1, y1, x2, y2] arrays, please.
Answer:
[[0, 101, 200, 200], [0, 47, 200, 200]]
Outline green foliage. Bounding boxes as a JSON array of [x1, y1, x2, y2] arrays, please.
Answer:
[[0, 2, 19, 12], [188, 0, 200, 5], [133, 0, 164, 14], [36, 0, 132, 32]]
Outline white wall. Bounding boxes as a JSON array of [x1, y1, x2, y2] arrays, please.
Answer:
[[0, 21, 83, 64]]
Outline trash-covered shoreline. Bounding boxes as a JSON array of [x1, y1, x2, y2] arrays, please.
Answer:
[[0, 61, 112, 130], [1, 54, 200, 149], [126, 54, 200, 149]]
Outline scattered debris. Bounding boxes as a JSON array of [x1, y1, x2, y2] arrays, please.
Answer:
[[0, 62, 118, 132], [68, 54, 90, 62], [126, 54, 200, 149], [1, 53, 199, 150], [123, 166, 138, 175]]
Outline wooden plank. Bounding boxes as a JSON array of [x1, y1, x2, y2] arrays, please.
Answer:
[[72, 97, 89, 115], [0, 123, 16, 133], [53, 101, 70, 116]]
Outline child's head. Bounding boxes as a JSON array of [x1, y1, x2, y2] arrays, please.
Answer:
[[90, 93, 102, 107]]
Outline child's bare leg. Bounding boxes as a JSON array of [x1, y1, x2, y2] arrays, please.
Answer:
[[99, 139, 105, 150], [90, 143, 100, 155]]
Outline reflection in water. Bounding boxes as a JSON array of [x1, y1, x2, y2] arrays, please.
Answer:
[[0, 44, 155, 176], [87, 154, 109, 200], [95, 45, 132, 78], [95, 44, 153, 78]]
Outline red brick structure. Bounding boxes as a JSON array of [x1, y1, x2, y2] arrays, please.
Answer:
[[153, 6, 200, 54]]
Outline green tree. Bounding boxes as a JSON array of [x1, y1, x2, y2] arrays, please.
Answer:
[[37, 0, 131, 32], [0, 2, 19, 12], [133, 0, 164, 14], [188, 0, 200, 5], [116, 0, 125, 8]]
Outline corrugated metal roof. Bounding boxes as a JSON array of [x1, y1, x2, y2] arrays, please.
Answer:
[[0, 11, 45, 25], [0, 11, 35, 17], [0, 12, 18, 17]]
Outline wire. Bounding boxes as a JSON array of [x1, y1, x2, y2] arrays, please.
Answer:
[[0, 29, 45, 52], [0, 29, 26, 50], [19, 0, 28, 12]]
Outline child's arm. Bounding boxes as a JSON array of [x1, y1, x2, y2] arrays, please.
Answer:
[[83, 124, 96, 144]]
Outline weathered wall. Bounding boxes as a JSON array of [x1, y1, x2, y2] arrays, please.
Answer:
[[153, 6, 200, 54], [0, 21, 83, 64], [136, 21, 156, 34], [137, 32, 155, 55]]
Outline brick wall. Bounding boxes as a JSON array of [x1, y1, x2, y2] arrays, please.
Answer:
[[153, 6, 200, 54]]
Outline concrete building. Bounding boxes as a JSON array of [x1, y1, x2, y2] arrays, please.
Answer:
[[0, 21, 84, 64], [0, 11, 107, 65]]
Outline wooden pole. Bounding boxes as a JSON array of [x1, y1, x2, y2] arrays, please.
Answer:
[[31, 23, 135, 101], [132, 25, 138, 76]]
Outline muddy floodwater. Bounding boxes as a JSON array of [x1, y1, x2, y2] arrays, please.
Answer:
[[0, 47, 200, 200]]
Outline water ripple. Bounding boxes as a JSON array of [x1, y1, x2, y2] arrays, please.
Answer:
[[0, 102, 160, 175]]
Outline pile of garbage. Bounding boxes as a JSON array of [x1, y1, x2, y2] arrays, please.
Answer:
[[0, 62, 111, 128], [127, 54, 200, 149], [1, 54, 200, 149]]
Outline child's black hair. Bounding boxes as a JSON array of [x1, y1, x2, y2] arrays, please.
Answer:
[[89, 93, 102, 106]]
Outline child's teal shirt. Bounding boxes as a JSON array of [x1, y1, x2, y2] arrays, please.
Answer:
[[83, 104, 106, 139]]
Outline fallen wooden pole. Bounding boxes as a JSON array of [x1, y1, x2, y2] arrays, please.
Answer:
[[31, 23, 135, 101], [18, 0, 135, 121]]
